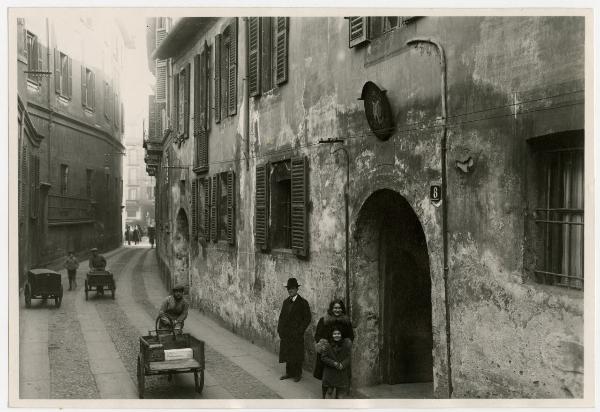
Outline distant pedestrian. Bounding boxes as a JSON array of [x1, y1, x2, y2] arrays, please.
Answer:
[[320, 327, 351, 398], [277, 277, 311, 382], [64, 250, 79, 291], [125, 226, 131, 245], [148, 227, 155, 249], [133, 227, 140, 245]]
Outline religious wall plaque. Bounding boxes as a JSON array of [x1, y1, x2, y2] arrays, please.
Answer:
[[359, 81, 394, 140]]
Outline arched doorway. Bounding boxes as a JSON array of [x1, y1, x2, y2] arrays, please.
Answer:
[[351, 189, 433, 386], [173, 208, 190, 289]]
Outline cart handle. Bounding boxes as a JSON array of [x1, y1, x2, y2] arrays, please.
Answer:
[[155, 315, 177, 339]]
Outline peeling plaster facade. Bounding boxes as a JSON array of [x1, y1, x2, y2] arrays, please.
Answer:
[[145, 16, 585, 398]]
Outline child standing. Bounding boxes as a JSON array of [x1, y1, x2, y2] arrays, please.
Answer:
[[320, 327, 352, 399], [64, 250, 79, 291]]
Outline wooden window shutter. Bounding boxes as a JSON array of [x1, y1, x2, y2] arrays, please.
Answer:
[[260, 17, 272, 94], [203, 177, 211, 239], [255, 163, 269, 251], [67, 57, 73, 97], [193, 54, 201, 137], [290, 156, 308, 257], [121, 102, 124, 133], [148, 95, 157, 140], [36, 38, 42, 72], [202, 42, 210, 132], [247, 17, 261, 97], [54, 49, 61, 93], [349, 17, 370, 48], [210, 175, 218, 242], [91, 72, 96, 108], [173, 73, 179, 133], [184, 63, 191, 138], [226, 170, 235, 245], [191, 179, 198, 239], [20, 145, 28, 216], [214, 34, 222, 124], [81, 66, 87, 105], [275, 17, 289, 85], [228, 18, 238, 116]]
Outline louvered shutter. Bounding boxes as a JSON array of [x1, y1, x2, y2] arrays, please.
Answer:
[[191, 179, 198, 239], [228, 18, 238, 116], [29, 151, 35, 217], [291, 156, 308, 257], [121, 102, 124, 133], [148, 95, 157, 140], [81, 66, 87, 105], [184, 63, 191, 138], [173, 73, 179, 134], [54, 49, 61, 93], [34, 156, 40, 217], [275, 17, 289, 85], [203, 177, 210, 240], [349, 17, 370, 48], [36, 39, 42, 72], [90, 72, 95, 108], [193, 54, 201, 167], [247, 17, 261, 97], [67, 57, 72, 98], [210, 175, 218, 242], [255, 163, 269, 251], [226, 170, 235, 245], [20, 145, 28, 217], [260, 17, 272, 94], [214, 34, 221, 124]]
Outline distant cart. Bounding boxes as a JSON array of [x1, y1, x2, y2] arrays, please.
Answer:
[[84, 269, 115, 300], [137, 318, 205, 398], [23, 268, 63, 308]]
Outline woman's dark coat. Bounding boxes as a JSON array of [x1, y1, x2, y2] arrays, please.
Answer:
[[314, 314, 354, 342], [277, 294, 311, 364], [321, 340, 352, 388]]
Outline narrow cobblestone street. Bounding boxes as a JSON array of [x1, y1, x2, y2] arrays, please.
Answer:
[[19, 245, 320, 399]]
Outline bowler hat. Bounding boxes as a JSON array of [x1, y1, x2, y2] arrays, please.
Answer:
[[285, 278, 300, 289], [172, 283, 185, 291], [90, 248, 98, 252]]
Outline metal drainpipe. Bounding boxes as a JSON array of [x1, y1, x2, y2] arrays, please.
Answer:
[[406, 37, 452, 398]]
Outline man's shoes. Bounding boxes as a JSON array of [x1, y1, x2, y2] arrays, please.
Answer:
[[280, 375, 291, 380], [293, 376, 302, 382]]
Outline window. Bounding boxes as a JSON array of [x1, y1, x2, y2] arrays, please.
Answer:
[[348, 16, 419, 48], [129, 168, 138, 184], [193, 42, 210, 173], [81, 67, 95, 109], [104, 81, 111, 119], [147, 186, 154, 200], [26, 31, 42, 82], [177, 65, 190, 139], [255, 156, 308, 256], [215, 18, 238, 123], [156, 61, 167, 102], [172, 72, 179, 133], [528, 132, 584, 289], [247, 17, 289, 97], [129, 188, 138, 200], [218, 173, 228, 240], [60, 164, 69, 195], [128, 150, 137, 165], [54, 50, 72, 98], [29, 154, 40, 218], [204, 171, 235, 244], [86, 169, 93, 198]]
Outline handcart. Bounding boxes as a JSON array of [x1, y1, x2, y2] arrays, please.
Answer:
[[137, 317, 205, 398], [84, 269, 115, 300], [23, 269, 63, 308]]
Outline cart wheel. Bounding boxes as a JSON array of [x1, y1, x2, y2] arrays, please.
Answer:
[[24, 285, 31, 308], [84, 280, 89, 300], [111, 283, 115, 300], [194, 370, 204, 394], [55, 285, 63, 308], [137, 355, 145, 399]]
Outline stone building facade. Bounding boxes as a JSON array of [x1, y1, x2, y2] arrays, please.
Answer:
[[17, 16, 130, 281], [144, 16, 585, 398]]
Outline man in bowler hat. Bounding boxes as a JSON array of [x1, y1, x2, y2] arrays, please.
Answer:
[[277, 277, 311, 382]]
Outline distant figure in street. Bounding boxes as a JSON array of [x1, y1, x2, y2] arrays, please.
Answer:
[[319, 327, 352, 398], [89, 248, 107, 271], [64, 250, 79, 291], [125, 226, 131, 245], [148, 227, 155, 249], [133, 227, 140, 245], [277, 277, 311, 382], [158, 283, 189, 333]]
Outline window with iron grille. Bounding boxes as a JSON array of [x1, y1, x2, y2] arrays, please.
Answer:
[[218, 173, 228, 241], [26, 31, 42, 83], [529, 132, 584, 290]]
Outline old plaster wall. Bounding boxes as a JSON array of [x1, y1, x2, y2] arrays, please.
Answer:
[[163, 16, 584, 398]]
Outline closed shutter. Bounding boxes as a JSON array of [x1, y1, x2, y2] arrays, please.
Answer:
[[193, 54, 201, 167], [255, 163, 269, 251], [226, 170, 235, 245], [184, 63, 191, 138], [275, 17, 289, 85], [247, 17, 261, 97], [210, 175, 218, 242], [191, 179, 198, 239], [349, 17, 370, 48], [290, 156, 308, 257], [228, 18, 238, 116], [156, 61, 167, 101], [54, 49, 61, 93], [81, 66, 87, 105], [214, 34, 221, 124], [203, 177, 210, 240], [148, 95, 157, 140], [67, 56, 72, 97], [90, 72, 95, 108], [260, 17, 272, 94], [173, 73, 179, 133]]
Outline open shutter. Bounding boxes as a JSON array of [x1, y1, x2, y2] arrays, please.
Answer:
[[203, 177, 211, 240], [67, 57, 72, 98], [228, 18, 238, 116], [90, 72, 96, 108], [290, 156, 308, 257], [275, 17, 289, 85], [226, 170, 235, 245], [173, 73, 179, 134], [36, 38, 42, 72], [255, 163, 269, 251], [349, 17, 370, 48], [148, 95, 157, 140], [54, 49, 61, 93], [191, 179, 198, 239], [260, 17, 272, 94], [81, 66, 87, 105], [247, 17, 261, 97], [214, 34, 221, 124], [193, 54, 200, 136], [184, 63, 191, 138], [210, 175, 218, 242]]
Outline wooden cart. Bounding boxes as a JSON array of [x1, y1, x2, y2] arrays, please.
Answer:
[[137, 319, 205, 398], [84, 270, 115, 300], [23, 269, 63, 308]]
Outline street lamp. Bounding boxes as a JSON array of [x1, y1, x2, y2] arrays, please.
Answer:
[[318, 138, 351, 317]]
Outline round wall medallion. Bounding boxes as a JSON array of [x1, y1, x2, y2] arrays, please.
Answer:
[[360, 81, 394, 141]]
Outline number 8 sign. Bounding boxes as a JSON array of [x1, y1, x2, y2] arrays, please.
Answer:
[[430, 185, 442, 203]]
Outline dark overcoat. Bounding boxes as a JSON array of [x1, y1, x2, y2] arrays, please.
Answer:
[[277, 294, 311, 364], [321, 339, 352, 388]]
